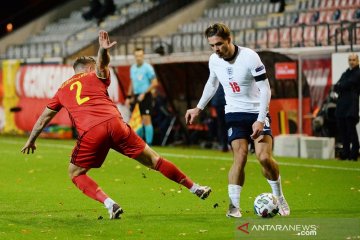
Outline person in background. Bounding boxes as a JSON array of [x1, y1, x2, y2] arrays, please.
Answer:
[[82, 0, 116, 22], [151, 87, 173, 145], [334, 53, 360, 161], [126, 48, 158, 145], [21, 30, 211, 220], [185, 23, 290, 218], [211, 84, 229, 152]]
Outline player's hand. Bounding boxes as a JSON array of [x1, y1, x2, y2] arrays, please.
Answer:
[[250, 121, 264, 140], [21, 142, 37, 154], [185, 108, 201, 125], [125, 98, 132, 107], [137, 93, 145, 102], [98, 30, 117, 49]]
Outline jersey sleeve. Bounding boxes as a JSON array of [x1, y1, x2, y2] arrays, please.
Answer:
[[247, 49, 267, 82], [47, 91, 62, 112], [196, 58, 219, 110], [255, 79, 271, 122]]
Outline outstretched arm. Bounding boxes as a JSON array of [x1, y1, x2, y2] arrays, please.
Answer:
[[185, 77, 219, 125], [96, 30, 117, 79], [21, 107, 57, 154]]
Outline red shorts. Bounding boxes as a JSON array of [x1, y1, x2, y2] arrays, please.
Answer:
[[71, 117, 146, 168]]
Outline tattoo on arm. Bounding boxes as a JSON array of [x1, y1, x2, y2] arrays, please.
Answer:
[[96, 47, 110, 79], [28, 108, 57, 143]]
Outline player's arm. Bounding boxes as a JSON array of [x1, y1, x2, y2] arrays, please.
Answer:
[[251, 78, 271, 140], [125, 80, 134, 106], [147, 77, 159, 94], [255, 79, 271, 123], [185, 76, 219, 125], [247, 49, 271, 140], [21, 107, 58, 154], [96, 30, 117, 79]]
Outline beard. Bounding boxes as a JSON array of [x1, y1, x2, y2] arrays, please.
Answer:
[[216, 51, 224, 58]]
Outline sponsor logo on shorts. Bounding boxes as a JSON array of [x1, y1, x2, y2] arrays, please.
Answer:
[[228, 127, 233, 137]]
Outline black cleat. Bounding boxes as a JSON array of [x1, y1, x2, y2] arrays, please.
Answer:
[[109, 203, 124, 219]]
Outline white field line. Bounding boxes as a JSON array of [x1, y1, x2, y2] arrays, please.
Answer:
[[3, 139, 360, 172], [161, 153, 360, 172]]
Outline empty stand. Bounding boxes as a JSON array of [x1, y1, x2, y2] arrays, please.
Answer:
[[3, 0, 158, 59], [2, 0, 360, 59]]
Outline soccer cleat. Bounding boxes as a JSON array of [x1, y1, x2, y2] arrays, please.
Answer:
[[108, 203, 124, 219], [226, 203, 242, 218], [277, 195, 290, 216], [194, 186, 212, 200]]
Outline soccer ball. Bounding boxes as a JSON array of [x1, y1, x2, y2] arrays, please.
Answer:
[[254, 193, 279, 218]]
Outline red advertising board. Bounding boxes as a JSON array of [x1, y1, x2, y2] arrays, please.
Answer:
[[302, 58, 332, 110], [275, 62, 297, 80]]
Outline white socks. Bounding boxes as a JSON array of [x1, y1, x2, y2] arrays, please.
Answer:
[[104, 197, 115, 209], [267, 176, 283, 197], [189, 183, 200, 193], [228, 184, 242, 209], [227, 177, 282, 209]]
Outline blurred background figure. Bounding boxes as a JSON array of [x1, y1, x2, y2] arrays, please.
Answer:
[[312, 86, 337, 139], [151, 87, 174, 146], [82, 0, 116, 22], [210, 84, 228, 152], [126, 47, 158, 146], [334, 53, 360, 161]]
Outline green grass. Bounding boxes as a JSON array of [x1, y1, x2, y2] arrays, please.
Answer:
[[0, 135, 359, 239]]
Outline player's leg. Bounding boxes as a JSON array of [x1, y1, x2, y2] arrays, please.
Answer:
[[338, 118, 350, 159], [69, 163, 123, 219], [348, 117, 359, 161], [70, 123, 123, 219], [110, 117, 211, 200], [225, 112, 255, 218], [139, 93, 154, 145], [142, 114, 154, 145], [135, 145, 211, 199], [254, 135, 290, 216], [254, 135, 278, 180], [226, 138, 248, 218]]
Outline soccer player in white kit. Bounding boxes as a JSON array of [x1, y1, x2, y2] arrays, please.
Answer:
[[185, 23, 290, 218]]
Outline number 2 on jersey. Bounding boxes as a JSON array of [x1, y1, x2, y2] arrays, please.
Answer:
[[229, 82, 240, 93], [70, 81, 90, 105]]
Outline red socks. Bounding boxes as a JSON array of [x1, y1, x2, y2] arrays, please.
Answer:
[[72, 174, 108, 203], [155, 157, 193, 189], [71, 158, 193, 203]]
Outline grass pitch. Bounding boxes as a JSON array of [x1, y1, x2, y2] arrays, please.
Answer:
[[0, 135, 359, 239]]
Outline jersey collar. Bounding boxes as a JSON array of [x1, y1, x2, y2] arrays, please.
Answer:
[[224, 45, 238, 62]]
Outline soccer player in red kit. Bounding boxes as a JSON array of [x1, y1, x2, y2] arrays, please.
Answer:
[[21, 30, 211, 219]]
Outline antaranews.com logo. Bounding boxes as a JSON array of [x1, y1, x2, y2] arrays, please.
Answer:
[[238, 222, 317, 236], [235, 218, 360, 240]]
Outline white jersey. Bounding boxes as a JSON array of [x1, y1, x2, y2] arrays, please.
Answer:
[[197, 46, 270, 122]]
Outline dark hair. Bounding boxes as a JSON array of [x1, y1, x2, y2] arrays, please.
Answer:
[[204, 23, 231, 39], [134, 47, 144, 53], [73, 56, 96, 70]]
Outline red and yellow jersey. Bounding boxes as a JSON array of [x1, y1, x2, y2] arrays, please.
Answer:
[[47, 72, 121, 135]]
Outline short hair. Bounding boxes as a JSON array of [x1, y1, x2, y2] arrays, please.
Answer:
[[348, 53, 359, 60], [204, 23, 231, 39], [134, 47, 144, 53], [73, 56, 96, 70]]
